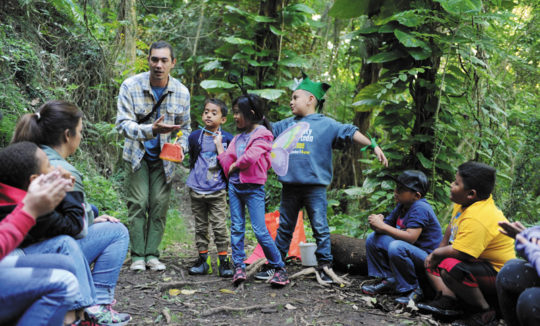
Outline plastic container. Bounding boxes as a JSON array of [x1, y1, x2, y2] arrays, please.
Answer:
[[299, 242, 317, 267], [159, 143, 182, 163]]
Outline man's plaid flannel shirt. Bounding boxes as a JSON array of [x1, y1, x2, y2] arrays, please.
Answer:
[[115, 71, 191, 183]]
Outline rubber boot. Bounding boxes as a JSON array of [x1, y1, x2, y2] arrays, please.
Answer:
[[217, 255, 234, 278], [188, 253, 212, 275]]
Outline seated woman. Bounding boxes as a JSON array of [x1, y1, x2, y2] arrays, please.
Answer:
[[496, 221, 540, 326], [11, 101, 131, 326], [0, 167, 79, 326]]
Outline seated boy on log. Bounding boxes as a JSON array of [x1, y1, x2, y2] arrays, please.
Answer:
[[362, 170, 442, 305]]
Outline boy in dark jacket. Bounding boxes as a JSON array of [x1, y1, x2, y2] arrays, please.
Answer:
[[186, 98, 234, 277]]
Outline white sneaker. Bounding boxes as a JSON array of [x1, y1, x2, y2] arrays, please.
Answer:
[[146, 258, 166, 271], [130, 260, 146, 271]]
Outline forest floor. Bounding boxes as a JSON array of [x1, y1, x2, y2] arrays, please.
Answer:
[[112, 172, 466, 326]]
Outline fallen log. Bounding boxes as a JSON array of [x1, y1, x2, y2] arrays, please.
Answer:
[[330, 233, 368, 275]]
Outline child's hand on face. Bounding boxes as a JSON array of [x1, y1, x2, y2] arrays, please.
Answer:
[[23, 171, 71, 219]]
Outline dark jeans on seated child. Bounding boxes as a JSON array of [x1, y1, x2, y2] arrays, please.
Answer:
[[366, 233, 429, 293], [496, 259, 540, 326]]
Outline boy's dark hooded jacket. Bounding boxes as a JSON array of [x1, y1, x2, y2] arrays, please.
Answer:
[[0, 182, 85, 247]]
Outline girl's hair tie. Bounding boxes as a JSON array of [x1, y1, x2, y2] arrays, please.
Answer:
[[35, 112, 41, 121]]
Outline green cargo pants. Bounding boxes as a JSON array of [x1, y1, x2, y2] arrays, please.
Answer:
[[126, 159, 172, 261], [189, 188, 229, 253]]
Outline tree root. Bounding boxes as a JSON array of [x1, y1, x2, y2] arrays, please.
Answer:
[[200, 302, 281, 317], [159, 279, 223, 291], [290, 267, 330, 287], [322, 265, 351, 286], [246, 257, 266, 271], [290, 266, 350, 287]]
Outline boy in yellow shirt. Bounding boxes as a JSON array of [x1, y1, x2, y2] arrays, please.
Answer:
[[418, 161, 515, 326]]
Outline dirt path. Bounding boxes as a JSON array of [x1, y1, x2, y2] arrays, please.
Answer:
[[114, 171, 447, 325], [114, 256, 445, 325]]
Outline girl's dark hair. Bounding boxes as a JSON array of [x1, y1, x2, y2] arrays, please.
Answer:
[[232, 94, 271, 130], [11, 100, 83, 147], [205, 98, 228, 116], [457, 161, 496, 200], [0, 141, 40, 190]]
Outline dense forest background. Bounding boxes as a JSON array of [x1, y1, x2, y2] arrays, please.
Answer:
[[0, 0, 538, 239]]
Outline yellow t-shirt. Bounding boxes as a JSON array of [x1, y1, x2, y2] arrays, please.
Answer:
[[449, 195, 515, 271]]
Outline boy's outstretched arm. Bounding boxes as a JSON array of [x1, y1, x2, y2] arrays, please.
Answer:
[[352, 131, 388, 167], [368, 213, 422, 244]]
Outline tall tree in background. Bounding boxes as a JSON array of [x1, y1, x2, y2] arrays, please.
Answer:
[[120, 0, 137, 75]]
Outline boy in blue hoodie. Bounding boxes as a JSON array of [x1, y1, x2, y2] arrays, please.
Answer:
[[269, 76, 389, 282]]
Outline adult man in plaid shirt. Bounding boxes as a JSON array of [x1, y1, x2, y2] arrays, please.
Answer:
[[116, 40, 191, 271]]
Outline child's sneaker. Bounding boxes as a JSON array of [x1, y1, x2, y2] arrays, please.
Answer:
[[395, 287, 424, 305], [232, 266, 246, 285], [85, 302, 131, 326], [217, 255, 233, 278], [417, 292, 463, 317], [188, 253, 212, 275], [254, 265, 275, 280], [361, 279, 395, 295], [269, 267, 290, 287]]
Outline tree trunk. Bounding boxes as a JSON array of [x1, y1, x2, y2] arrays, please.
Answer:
[[254, 0, 282, 88], [121, 0, 136, 76], [330, 234, 367, 275]]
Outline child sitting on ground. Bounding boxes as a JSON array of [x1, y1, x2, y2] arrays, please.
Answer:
[[418, 161, 516, 326], [362, 170, 442, 305], [216, 94, 289, 287], [186, 98, 234, 277], [271, 75, 388, 282]]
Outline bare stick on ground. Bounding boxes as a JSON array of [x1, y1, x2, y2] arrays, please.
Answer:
[[160, 279, 223, 291], [322, 265, 351, 286], [290, 267, 330, 287], [246, 258, 267, 278], [200, 303, 282, 317]]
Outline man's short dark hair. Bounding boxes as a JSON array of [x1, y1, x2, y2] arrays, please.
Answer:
[[204, 98, 228, 116], [457, 161, 496, 200], [0, 141, 40, 190], [148, 41, 175, 60]]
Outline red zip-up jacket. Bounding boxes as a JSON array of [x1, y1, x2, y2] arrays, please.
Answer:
[[0, 183, 35, 259]]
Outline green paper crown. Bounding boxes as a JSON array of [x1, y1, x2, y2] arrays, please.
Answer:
[[295, 75, 331, 101]]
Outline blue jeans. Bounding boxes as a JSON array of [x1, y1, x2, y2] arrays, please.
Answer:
[[78, 222, 129, 304], [229, 183, 284, 269], [0, 254, 79, 326], [23, 235, 96, 309], [275, 185, 332, 264], [366, 232, 428, 293]]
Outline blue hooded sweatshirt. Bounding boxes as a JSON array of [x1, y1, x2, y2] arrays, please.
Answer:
[[272, 114, 357, 186]]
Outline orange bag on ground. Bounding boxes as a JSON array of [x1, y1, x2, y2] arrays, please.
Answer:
[[245, 210, 306, 264]]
